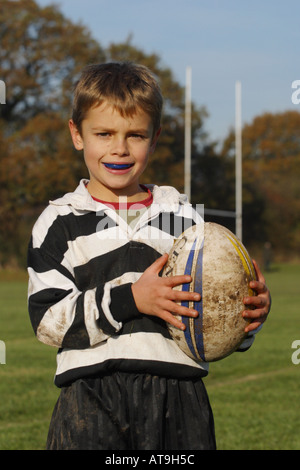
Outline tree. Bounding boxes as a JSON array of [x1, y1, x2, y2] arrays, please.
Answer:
[[0, 3, 211, 266], [220, 111, 300, 257], [0, 0, 105, 128], [0, 0, 104, 265]]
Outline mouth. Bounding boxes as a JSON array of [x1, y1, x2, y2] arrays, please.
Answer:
[[103, 163, 134, 170]]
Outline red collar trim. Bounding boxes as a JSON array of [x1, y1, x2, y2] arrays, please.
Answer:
[[91, 185, 153, 209]]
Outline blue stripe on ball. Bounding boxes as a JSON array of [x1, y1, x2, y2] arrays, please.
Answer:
[[181, 237, 205, 360]]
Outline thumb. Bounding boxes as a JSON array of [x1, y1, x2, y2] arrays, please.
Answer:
[[252, 259, 265, 283], [147, 253, 169, 274]]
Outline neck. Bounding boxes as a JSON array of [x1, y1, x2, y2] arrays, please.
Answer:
[[86, 182, 153, 208]]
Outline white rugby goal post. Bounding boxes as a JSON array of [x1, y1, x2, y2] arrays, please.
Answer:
[[184, 68, 243, 241]]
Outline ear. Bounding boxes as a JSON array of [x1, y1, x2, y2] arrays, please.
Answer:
[[69, 119, 84, 150], [150, 127, 161, 154]]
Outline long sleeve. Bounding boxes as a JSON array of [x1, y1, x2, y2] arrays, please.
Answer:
[[27, 205, 140, 350], [27, 181, 210, 388], [236, 324, 263, 352]]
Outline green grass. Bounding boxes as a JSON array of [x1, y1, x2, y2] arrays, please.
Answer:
[[0, 264, 299, 449], [204, 263, 300, 450], [0, 279, 59, 450]]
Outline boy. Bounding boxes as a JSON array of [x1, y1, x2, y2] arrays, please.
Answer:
[[27, 62, 271, 450]]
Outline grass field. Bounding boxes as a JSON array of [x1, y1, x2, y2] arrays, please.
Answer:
[[0, 263, 299, 450], [205, 263, 300, 450]]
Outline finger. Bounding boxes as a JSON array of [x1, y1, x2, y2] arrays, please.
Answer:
[[245, 321, 264, 333], [249, 280, 267, 295], [243, 308, 268, 320], [243, 310, 268, 332], [146, 253, 169, 274], [170, 290, 201, 302], [159, 305, 198, 330], [166, 301, 199, 318], [157, 310, 187, 331], [252, 259, 266, 284], [243, 295, 266, 308], [163, 274, 193, 287], [154, 294, 199, 317]]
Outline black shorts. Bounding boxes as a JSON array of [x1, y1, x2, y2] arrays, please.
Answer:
[[46, 371, 216, 450]]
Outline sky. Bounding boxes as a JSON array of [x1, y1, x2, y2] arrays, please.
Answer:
[[36, 0, 300, 145]]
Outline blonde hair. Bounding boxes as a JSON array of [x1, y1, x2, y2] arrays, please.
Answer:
[[71, 62, 163, 136]]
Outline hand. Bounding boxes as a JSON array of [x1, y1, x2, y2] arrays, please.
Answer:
[[242, 259, 271, 333], [131, 253, 200, 330]]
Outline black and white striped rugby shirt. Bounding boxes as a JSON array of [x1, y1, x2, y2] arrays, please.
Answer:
[[27, 180, 211, 386], [27, 180, 256, 387]]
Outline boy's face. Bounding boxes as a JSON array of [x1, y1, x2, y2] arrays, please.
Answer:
[[69, 102, 160, 202]]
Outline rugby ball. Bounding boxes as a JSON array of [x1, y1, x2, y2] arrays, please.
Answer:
[[162, 222, 257, 362]]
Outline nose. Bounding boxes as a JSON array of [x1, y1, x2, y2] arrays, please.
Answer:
[[110, 136, 129, 156]]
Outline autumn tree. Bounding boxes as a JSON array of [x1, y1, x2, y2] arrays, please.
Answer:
[[0, 0, 104, 265], [0, 0, 105, 127], [2, 1, 297, 265], [220, 111, 300, 258], [0, 2, 211, 266]]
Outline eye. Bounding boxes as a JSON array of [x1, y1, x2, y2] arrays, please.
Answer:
[[96, 132, 110, 138], [130, 133, 146, 140]]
